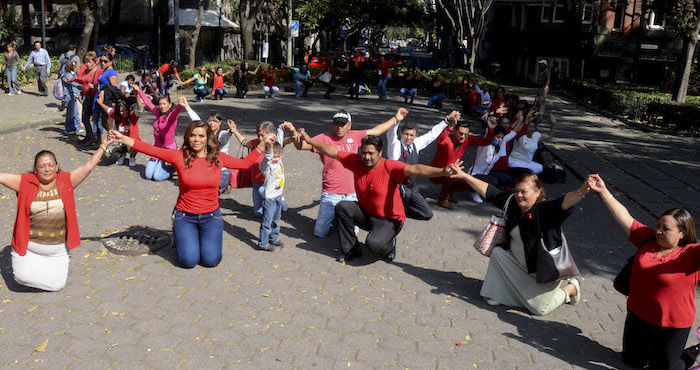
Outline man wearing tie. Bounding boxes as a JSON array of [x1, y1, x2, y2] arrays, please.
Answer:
[[385, 110, 460, 220], [22, 41, 52, 96]]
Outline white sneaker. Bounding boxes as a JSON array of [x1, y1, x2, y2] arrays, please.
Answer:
[[128, 157, 136, 167], [77, 129, 86, 135], [471, 192, 484, 204], [8, 92, 14, 96], [484, 297, 502, 306], [116, 154, 126, 165], [16, 90, 21, 95]]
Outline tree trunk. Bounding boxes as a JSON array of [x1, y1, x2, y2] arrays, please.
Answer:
[[92, 0, 103, 49], [22, 1, 31, 47], [672, 34, 698, 103], [78, 4, 95, 56], [108, 0, 121, 46], [239, 0, 259, 60], [188, 0, 205, 68]]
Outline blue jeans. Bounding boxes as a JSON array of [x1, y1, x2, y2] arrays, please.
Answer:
[[6, 66, 20, 93], [214, 88, 228, 97], [472, 105, 489, 116], [172, 208, 224, 268], [252, 181, 264, 218], [427, 93, 445, 107], [314, 192, 358, 238], [145, 159, 173, 181], [295, 79, 312, 97], [91, 107, 103, 136], [193, 88, 210, 101], [64, 96, 80, 133], [219, 169, 230, 194], [400, 88, 416, 97], [259, 196, 283, 250], [378, 74, 391, 99]]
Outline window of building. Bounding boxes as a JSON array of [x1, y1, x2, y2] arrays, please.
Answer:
[[613, 3, 625, 31], [541, 3, 553, 23], [552, 1, 566, 23], [582, 1, 594, 24], [647, 10, 665, 29]]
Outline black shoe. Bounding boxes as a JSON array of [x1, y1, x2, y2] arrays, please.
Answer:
[[260, 245, 276, 252], [409, 96, 414, 105], [385, 238, 396, 261], [338, 244, 362, 264], [270, 239, 285, 248]]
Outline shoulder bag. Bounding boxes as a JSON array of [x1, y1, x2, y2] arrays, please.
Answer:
[[473, 194, 514, 256], [228, 144, 253, 188], [613, 236, 655, 295], [535, 207, 580, 283]]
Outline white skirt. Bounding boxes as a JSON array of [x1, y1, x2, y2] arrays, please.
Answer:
[[11, 241, 69, 292]]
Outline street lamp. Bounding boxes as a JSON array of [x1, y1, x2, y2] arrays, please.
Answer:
[[40, 0, 46, 46]]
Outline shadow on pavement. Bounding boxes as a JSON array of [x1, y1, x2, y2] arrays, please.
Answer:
[[0, 245, 48, 293]]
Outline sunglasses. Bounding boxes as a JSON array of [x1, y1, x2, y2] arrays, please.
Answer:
[[100, 59, 109, 63]]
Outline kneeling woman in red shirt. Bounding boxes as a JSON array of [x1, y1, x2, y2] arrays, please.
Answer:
[[110, 121, 271, 268], [588, 174, 698, 370]]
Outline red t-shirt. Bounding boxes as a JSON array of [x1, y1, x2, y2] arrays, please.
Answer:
[[311, 130, 367, 194], [108, 108, 140, 140], [133, 141, 262, 214], [77, 68, 103, 98], [158, 63, 178, 77], [350, 56, 366, 69], [627, 220, 700, 328], [337, 152, 408, 222], [212, 75, 224, 90], [377, 61, 391, 76], [429, 127, 493, 168], [261, 71, 283, 87]]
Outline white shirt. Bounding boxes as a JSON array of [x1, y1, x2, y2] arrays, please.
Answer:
[[259, 151, 285, 200], [386, 120, 448, 161], [509, 132, 541, 164], [119, 80, 133, 94], [218, 130, 233, 154], [474, 84, 491, 106], [469, 131, 517, 176]]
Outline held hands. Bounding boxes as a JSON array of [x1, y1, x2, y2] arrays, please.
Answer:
[[587, 174, 606, 193], [395, 108, 409, 122], [102, 132, 116, 147], [448, 160, 466, 179], [296, 128, 311, 142], [579, 174, 593, 196], [280, 121, 295, 132], [446, 110, 461, 125], [108, 129, 125, 142], [263, 132, 277, 146], [227, 119, 237, 132]]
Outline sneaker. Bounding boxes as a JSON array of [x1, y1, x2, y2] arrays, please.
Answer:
[[16, 90, 21, 95], [484, 297, 502, 306], [8, 92, 14, 96], [116, 154, 126, 165], [259, 245, 275, 252], [338, 243, 362, 264], [77, 129, 86, 135], [128, 157, 136, 167], [471, 192, 484, 204]]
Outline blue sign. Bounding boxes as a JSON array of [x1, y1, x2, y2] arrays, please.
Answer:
[[291, 20, 299, 37]]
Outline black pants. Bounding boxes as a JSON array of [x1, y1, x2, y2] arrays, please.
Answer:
[[349, 68, 363, 98], [81, 97, 96, 142], [403, 186, 433, 221], [336, 201, 403, 256], [236, 78, 249, 97], [622, 309, 691, 370]]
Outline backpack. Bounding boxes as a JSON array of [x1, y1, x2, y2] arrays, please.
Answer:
[[540, 163, 566, 184]]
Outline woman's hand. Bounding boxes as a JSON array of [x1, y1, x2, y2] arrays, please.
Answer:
[[227, 119, 237, 132], [102, 132, 116, 147], [131, 83, 140, 92], [97, 90, 105, 104], [580, 175, 593, 196], [109, 129, 126, 142], [448, 160, 466, 179], [588, 174, 607, 194], [178, 95, 190, 108]]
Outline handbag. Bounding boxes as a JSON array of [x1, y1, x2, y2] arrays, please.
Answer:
[[535, 208, 580, 283], [318, 71, 332, 84], [473, 194, 514, 256], [229, 145, 253, 188], [613, 236, 655, 295]]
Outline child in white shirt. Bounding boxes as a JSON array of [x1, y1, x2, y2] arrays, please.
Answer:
[[258, 142, 285, 251]]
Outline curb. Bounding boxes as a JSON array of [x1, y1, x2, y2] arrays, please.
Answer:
[[0, 117, 63, 135]]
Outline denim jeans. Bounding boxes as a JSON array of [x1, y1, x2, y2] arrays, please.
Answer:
[[172, 208, 224, 268], [193, 88, 210, 101], [259, 196, 283, 250], [6, 66, 20, 93], [214, 88, 228, 97], [64, 96, 81, 133], [399, 87, 416, 97], [377, 74, 391, 99], [219, 169, 231, 194], [252, 181, 264, 218], [295, 79, 312, 97], [91, 107, 103, 137], [314, 192, 358, 238], [145, 159, 173, 181], [427, 93, 445, 107], [472, 105, 489, 116]]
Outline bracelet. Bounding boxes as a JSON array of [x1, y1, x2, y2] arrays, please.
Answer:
[[392, 117, 398, 125], [576, 189, 585, 198], [602, 193, 614, 202], [99, 144, 108, 152]]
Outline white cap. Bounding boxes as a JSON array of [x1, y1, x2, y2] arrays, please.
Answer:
[[332, 111, 352, 123], [539, 59, 548, 64]]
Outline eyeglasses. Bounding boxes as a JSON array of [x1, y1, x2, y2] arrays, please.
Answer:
[[100, 59, 109, 63]]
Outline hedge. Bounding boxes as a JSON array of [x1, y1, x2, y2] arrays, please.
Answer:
[[569, 79, 700, 131], [0, 56, 61, 86]]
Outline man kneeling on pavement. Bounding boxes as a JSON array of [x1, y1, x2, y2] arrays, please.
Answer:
[[297, 130, 456, 263]]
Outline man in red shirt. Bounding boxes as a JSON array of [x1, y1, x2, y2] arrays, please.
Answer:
[[429, 118, 495, 209], [298, 132, 455, 263]]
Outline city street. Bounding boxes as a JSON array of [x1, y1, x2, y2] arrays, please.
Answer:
[[0, 84, 698, 369]]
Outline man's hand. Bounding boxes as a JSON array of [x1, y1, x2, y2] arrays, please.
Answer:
[[448, 160, 466, 179], [446, 110, 461, 124], [495, 107, 508, 115], [486, 116, 498, 131]]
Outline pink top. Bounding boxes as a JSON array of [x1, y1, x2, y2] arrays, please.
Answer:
[[311, 130, 367, 194], [138, 89, 183, 159]]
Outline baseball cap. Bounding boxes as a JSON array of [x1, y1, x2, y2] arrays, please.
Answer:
[[539, 59, 548, 64], [332, 110, 352, 123]]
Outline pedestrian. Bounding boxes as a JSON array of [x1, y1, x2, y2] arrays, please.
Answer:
[[398, 68, 419, 105], [313, 59, 340, 99], [375, 55, 392, 101], [298, 132, 456, 263], [75, 51, 102, 146], [473, 83, 492, 116], [110, 122, 271, 268], [260, 65, 283, 98], [508, 114, 557, 175], [119, 74, 137, 106], [234, 62, 259, 99], [386, 111, 461, 220], [416, 68, 445, 108], [58, 45, 81, 75], [2, 136, 115, 291], [537, 59, 550, 101], [288, 109, 407, 238], [95, 52, 120, 134], [211, 66, 234, 100], [22, 41, 51, 96], [347, 49, 366, 100], [1, 42, 22, 95], [258, 141, 286, 251], [61, 61, 83, 136], [429, 118, 494, 210], [96, 90, 144, 167], [587, 174, 699, 370], [181, 66, 211, 103], [450, 165, 590, 315], [283, 63, 312, 98], [156, 60, 183, 95]]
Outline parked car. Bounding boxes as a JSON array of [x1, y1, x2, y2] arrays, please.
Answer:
[[97, 44, 151, 70], [403, 52, 441, 70]]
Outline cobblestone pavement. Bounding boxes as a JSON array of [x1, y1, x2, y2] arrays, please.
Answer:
[[0, 86, 697, 369]]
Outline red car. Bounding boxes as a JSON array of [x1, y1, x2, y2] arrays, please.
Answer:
[[308, 54, 332, 69]]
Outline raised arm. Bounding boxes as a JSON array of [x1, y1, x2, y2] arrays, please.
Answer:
[[222, 68, 235, 77], [404, 164, 454, 179], [0, 173, 21, 193], [560, 174, 592, 211], [540, 114, 557, 141], [414, 111, 457, 152], [70, 135, 114, 188], [298, 128, 338, 159], [386, 125, 401, 161], [588, 174, 634, 236], [226, 120, 256, 149], [366, 108, 409, 136], [416, 68, 432, 81], [181, 75, 196, 85], [137, 89, 159, 116], [178, 96, 200, 121], [220, 140, 266, 169], [448, 161, 489, 198]]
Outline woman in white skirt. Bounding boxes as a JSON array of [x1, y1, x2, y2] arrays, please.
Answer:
[[0, 136, 114, 291], [450, 162, 592, 315]]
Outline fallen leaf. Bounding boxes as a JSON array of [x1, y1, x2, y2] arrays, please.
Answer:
[[34, 338, 49, 352]]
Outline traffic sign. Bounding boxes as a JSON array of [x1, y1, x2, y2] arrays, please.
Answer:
[[291, 20, 299, 37]]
